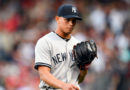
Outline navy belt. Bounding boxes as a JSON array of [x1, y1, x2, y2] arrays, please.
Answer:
[[43, 86, 56, 90]]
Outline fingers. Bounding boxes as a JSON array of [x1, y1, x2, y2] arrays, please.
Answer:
[[62, 83, 79, 90], [72, 84, 79, 90]]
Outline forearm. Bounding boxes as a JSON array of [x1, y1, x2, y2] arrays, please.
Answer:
[[78, 63, 91, 83], [38, 66, 66, 89], [78, 70, 88, 83]]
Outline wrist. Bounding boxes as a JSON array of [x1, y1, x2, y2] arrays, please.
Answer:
[[83, 64, 91, 70], [59, 82, 66, 89]]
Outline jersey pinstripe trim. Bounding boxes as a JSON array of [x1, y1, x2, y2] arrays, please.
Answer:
[[34, 62, 51, 69]]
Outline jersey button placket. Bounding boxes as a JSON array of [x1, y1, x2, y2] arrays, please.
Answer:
[[65, 41, 72, 83], [65, 41, 69, 83]]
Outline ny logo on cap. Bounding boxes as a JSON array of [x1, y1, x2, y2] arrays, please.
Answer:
[[72, 7, 76, 13]]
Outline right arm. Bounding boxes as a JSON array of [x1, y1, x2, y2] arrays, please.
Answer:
[[38, 66, 79, 90]]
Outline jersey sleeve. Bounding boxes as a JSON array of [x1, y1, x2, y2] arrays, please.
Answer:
[[34, 38, 51, 70]]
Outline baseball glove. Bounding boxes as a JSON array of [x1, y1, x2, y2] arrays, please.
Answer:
[[73, 40, 97, 70]]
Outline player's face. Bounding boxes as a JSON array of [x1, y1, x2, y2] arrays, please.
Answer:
[[56, 16, 77, 34]]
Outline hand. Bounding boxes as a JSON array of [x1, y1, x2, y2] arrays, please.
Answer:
[[62, 83, 79, 90], [73, 40, 97, 70]]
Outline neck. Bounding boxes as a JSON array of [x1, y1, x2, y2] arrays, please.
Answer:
[[55, 29, 71, 39]]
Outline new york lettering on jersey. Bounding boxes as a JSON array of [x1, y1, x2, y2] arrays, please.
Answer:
[[51, 51, 75, 65]]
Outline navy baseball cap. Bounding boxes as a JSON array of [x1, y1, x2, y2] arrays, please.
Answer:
[[57, 4, 82, 20]]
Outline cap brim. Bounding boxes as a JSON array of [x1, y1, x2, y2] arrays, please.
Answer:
[[63, 15, 82, 20]]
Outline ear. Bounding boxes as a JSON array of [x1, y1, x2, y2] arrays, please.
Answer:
[[55, 16, 59, 22]]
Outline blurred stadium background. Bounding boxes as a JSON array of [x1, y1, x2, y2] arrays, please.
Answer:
[[0, 0, 129, 90]]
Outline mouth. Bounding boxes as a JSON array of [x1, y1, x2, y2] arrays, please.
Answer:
[[68, 27, 73, 30]]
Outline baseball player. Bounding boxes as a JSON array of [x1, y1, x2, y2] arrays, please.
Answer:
[[34, 4, 89, 90]]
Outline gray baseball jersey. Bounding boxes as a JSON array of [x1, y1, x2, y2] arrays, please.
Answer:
[[34, 32, 80, 90]]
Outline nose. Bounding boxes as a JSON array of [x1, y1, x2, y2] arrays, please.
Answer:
[[69, 20, 76, 26], [69, 20, 73, 26]]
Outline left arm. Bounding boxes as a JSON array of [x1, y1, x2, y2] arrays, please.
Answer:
[[78, 70, 88, 83], [78, 64, 90, 83]]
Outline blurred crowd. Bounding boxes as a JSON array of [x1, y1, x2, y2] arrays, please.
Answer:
[[0, 0, 129, 90]]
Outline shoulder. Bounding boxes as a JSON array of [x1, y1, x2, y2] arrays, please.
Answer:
[[37, 32, 55, 43], [40, 32, 55, 40], [35, 32, 54, 48]]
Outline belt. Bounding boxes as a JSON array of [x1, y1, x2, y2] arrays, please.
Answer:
[[43, 86, 57, 90]]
